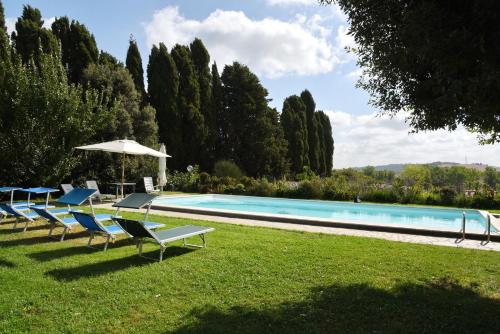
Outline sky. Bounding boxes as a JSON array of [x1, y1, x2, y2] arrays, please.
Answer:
[[4, 0, 499, 168]]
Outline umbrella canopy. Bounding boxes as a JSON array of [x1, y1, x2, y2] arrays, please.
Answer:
[[76, 139, 171, 198], [76, 139, 169, 158], [158, 143, 168, 189]]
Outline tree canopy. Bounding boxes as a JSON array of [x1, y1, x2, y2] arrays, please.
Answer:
[[322, 0, 500, 143], [125, 36, 146, 102]]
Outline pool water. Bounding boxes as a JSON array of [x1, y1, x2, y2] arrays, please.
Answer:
[[154, 194, 495, 234]]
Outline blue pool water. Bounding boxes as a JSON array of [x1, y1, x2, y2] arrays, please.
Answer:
[[154, 194, 496, 233]]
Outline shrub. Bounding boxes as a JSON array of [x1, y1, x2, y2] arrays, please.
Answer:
[[296, 180, 323, 199], [439, 187, 456, 206], [214, 160, 244, 180], [247, 178, 276, 197]]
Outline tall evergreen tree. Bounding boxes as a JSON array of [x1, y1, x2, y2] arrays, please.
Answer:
[[0, 0, 9, 61], [12, 5, 58, 64], [211, 62, 226, 162], [51, 17, 98, 83], [317, 111, 334, 176], [315, 113, 327, 175], [190, 38, 214, 170], [126, 36, 146, 103], [147, 43, 180, 168], [300, 89, 321, 174], [280, 95, 309, 174], [171, 44, 205, 169], [221, 62, 288, 177]]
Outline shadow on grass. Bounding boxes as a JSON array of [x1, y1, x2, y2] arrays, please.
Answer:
[[174, 277, 500, 334], [0, 258, 16, 268], [46, 246, 196, 281], [28, 238, 137, 262], [0, 224, 50, 234], [0, 231, 89, 247]]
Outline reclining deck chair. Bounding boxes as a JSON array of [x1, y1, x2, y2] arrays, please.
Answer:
[[57, 188, 114, 222], [143, 177, 160, 194], [113, 217, 214, 262], [85, 180, 114, 202], [0, 203, 39, 231], [31, 207, 80, 241], [72, 211, 165, 251]]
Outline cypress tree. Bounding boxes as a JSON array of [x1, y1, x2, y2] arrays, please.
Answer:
[[0, 0, 8, 61], [280, 95, 309, 175], [315, 113, 326, 175], [171, 44, 205, 169], [300, 89, 321, 174], [190, 38, 214, 170], [51, 17, 98, 83], [221, 62, 288, 177], [126, 36, 146, 103], [317, 111, 334, 175], [147, 43, 180, 169], [211, 62, 226, 162], [12, 5, 58, 64]]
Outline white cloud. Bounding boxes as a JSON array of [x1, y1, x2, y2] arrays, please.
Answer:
[[267, 0, 317, 6], [324, 111, 500, 168], [5, 16, 56, 35], [5, 17, 15, 35], [144, 6, 347, 78], [346, 68, 363, 80]]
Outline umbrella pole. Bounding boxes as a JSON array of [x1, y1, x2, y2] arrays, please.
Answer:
[[121, 152, 125, 198]]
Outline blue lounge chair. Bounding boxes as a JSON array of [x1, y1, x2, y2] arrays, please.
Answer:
[[71, 211, 166, 251], [0, 203, 39, 231], [57, 188, 114, 221], [113, 217, 214, 262], [71, 211, 127, 251], [31, 207, 80, 241]]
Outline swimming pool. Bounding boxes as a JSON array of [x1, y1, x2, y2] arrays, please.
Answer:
[[153, 194, 496, 235]]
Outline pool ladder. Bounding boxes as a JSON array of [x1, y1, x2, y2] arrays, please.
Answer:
[[461, 211, 492, 243]]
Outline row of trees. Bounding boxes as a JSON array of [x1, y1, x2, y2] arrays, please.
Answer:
[[0, 2, 334, 188]]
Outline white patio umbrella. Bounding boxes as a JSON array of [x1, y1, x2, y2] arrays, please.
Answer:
[[158, 143, 168, 191], [75, 139, 171, 198]]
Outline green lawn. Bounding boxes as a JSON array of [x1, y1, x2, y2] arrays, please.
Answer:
[[0, 210, 499, 334]]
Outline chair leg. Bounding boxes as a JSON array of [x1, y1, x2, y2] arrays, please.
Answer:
[[88, 231, 94, 247], [138, 239, 143, 256], [60, 227, 68, 241], [48, 222, 55, 238], [159, 245, 166, 262], [13, 217, 18, 230], [23, 220, 29, 232], [103, 234, 111, 251]]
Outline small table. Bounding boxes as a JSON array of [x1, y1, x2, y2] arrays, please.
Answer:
[[108, 182, 136, 199], [20, 187, 59, 209]]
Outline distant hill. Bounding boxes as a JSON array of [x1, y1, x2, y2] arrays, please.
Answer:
[[353, 162, 500, 173]]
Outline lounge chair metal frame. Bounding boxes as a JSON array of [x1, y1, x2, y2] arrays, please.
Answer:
[[113, 217, 214, 262], [31, 206, 79, 241], [0, 203, 38, 232], [71, 211, 124, 251]]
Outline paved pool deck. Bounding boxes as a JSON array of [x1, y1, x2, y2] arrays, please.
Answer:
[[94, 203, 500, 252]]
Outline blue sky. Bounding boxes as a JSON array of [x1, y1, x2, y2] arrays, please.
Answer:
[[4, 0, 499, 168]]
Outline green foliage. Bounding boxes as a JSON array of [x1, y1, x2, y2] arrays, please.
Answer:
[[0, 52, 108, 186], [280, 95, 309, 174], [316, 111, 334, 176], [484, 167, 498, 189], [125, 36, 146, 102], [211, 62, 225, 161], [51, 16, 98, 83], [171, 44, 206, 169], [147, 43, 180, 169], [300, 90, 321, 173], [327, 0, 500, 143], [190, 38, 215, 170], [221, 62, 288, 178], [0, 0, 8, 61], [12, 5, 58, 64], [214, 160, 244, 180]]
